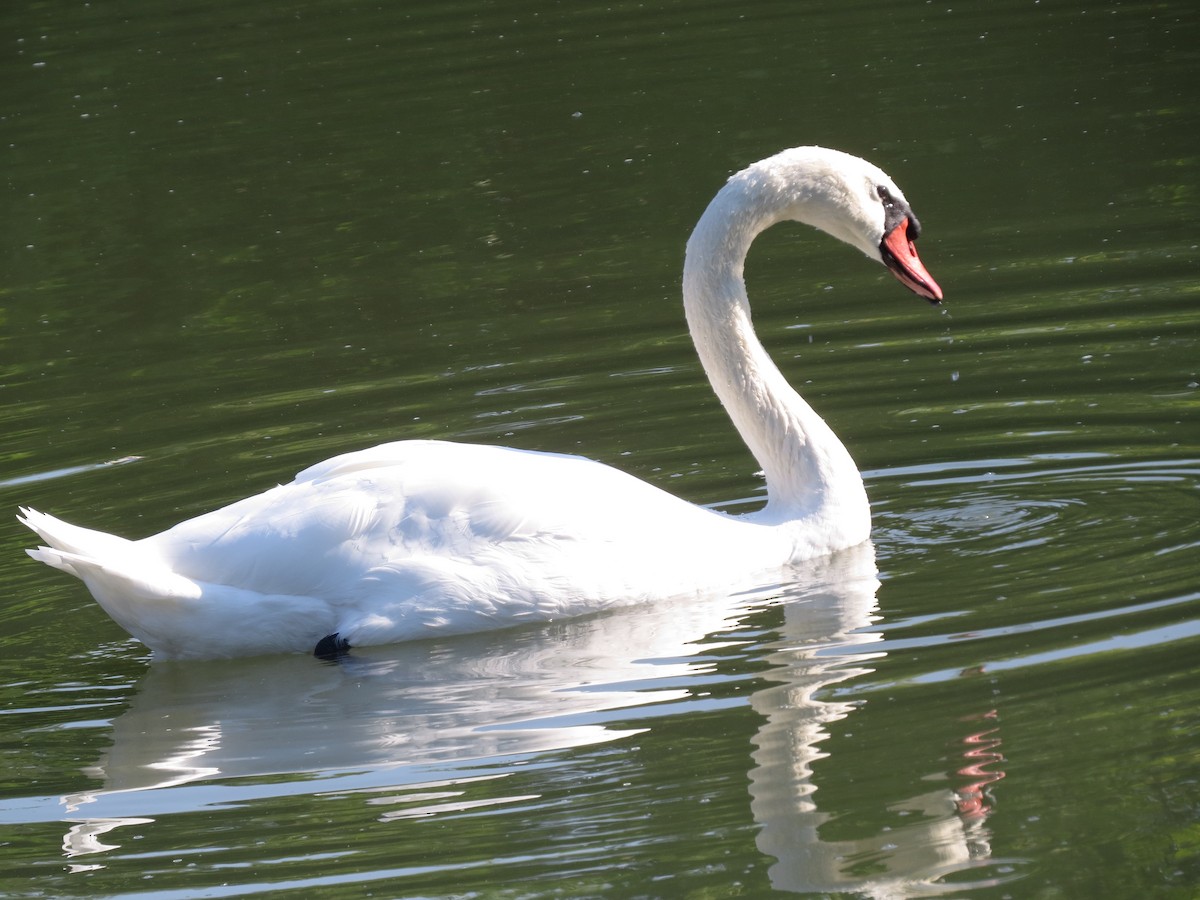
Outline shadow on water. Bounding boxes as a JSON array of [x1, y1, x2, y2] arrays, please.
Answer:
[[43, 542, 1020, 895]]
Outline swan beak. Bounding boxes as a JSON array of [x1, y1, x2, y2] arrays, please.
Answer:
[[881, 218, 943, 304]]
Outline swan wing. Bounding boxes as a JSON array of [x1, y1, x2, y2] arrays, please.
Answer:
[[151, 440, 681, 584], [133, 440, 743, 647]]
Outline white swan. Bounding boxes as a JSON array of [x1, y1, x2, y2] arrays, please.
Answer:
[[19, 146, 942, 660]]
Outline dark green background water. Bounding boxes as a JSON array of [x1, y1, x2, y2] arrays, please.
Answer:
[[2, 1, 1197, 897]]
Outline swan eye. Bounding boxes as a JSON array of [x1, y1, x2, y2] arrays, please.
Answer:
[[878, 184, 917, 238]]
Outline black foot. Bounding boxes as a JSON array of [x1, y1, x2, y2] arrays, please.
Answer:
[[314, 632, 351, 660]]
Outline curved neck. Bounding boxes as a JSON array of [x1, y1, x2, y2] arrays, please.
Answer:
[[682, 170, 869, 541]]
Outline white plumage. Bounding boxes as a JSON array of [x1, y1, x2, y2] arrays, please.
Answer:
[[20, 146, 941, 659]]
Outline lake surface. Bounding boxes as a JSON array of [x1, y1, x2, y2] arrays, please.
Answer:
[[2, 0, 1197, 896]]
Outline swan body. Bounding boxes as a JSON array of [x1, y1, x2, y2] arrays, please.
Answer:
[[20, 146, 942, 659]]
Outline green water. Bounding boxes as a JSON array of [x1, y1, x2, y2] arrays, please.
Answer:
[[2, 0, 1197, 896]]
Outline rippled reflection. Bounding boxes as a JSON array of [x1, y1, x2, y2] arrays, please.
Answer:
[[748, 550, 1014, 896]]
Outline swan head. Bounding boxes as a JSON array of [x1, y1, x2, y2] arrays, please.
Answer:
[[749, 146, 944, 304]]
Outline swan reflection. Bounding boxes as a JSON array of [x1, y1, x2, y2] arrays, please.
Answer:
[[62, 542, 1008, 893], [748, 550, 1009, 895]]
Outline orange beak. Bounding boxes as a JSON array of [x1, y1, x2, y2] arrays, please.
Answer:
[[881, 218, 943, 304]]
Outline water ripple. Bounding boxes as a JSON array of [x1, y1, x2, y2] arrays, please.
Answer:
[[872, 454, 1200, 557]]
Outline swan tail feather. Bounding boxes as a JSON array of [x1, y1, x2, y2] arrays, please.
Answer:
[[18, 507, 137, 564], [19, 507, 205, 602], [19, 508, 338, 658]]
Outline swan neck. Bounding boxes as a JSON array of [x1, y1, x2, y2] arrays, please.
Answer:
[[682, 169, 869, 541]]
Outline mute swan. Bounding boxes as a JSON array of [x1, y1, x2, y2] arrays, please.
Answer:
[[20, 146, 941, 660]]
